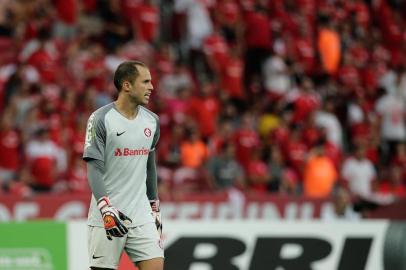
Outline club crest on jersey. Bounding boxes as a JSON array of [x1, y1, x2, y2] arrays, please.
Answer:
[[114, 147, 149, 156], [144, 128, 152, 138]]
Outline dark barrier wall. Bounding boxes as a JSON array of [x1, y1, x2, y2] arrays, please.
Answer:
[[384, 222, 406, 270]]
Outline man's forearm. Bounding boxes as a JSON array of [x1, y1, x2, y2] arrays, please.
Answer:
[[87, 159, 108, 200], [146, 150, 158, 200]]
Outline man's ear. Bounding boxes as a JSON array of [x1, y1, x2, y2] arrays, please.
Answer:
[[122, 81, 131, 92]]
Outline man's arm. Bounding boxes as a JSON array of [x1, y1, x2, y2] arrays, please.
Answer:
[[147, 118, 161, 234], [146, 150, 161, 234], [146, 118, 160, 200], [87, 159, 108, 200], [146, 150, 158, 200]]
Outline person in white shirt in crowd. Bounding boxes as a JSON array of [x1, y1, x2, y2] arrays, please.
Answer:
[[341, 144, 376, 200], [375, 78, 406, 164]]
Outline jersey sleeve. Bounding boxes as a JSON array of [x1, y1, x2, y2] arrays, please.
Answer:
[[83, 111, 106, 161], [150, 118, 160, 151]]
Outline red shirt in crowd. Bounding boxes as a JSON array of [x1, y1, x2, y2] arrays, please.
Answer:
[[247, 159, 269, 193], [243, 9, 272, 48], [339, 64, 361, 90], [346, 1, 370, 29], [122, 0, 143, 22], [30, 157, 56, 188], [379, 182, 406, 198], [284, 139, 308, 177], [293, 37, 315, 75], [27, 48, 59, 83], [55, 0, 78, 25], [293, 93, 320, 122], [188, 95, 220, 138], [83, 56, 107, 91], [216, 0, 240, 26], [0, 130, 20, 171], [349, 44, 369, 67], [220, 56, 244, 99], [233, 129, 260, 170], [302, 125, 321, 148], [203, 33, 229, 73], [133, 4, 159, 43]]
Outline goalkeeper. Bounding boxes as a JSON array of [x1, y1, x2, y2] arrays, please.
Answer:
[[83, 61, 163, 270]]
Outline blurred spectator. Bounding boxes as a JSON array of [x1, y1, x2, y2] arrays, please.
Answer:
[[208, 120, 234, 156], [187, 81, 220, 139], [246, 148, 269, 193], [180, 127, 208, 169], [1, 63, 39, 107], [0, 112, 20, 187], [100, 0, 132, 52], [219, 46, 244, 100], [379, 165, 406, 200], [157, 124, 183, 192], [317, 15, 341, 75], [303, 141, 338, 198], [262, 45, 291, 100], [338, 52, 361, 92], [242, 1, 271, 87], [286, 77, 320, 123], [206, 142, 245, 191], [258, 104, 280, 139], [341, 144, 376, 200], [302, 114, 323, 148], [321, 187, 360, 221], [290, 23, 316, 75], [174, 0, 213, 74], [315, 97, 343, 148], [53, 0, 78, 40], [25, 127, 66, 192], [166, 86, 192, 125], [8, 167, 33, 198], [23, 28, 61, 83], [213, 0, 241, 45], [131, 0, 159, 43], [375, 74, 406, 164], [173, 127, 210, 196], [284, 124, 307, 178], [0, 0, 15, 37], [233, 112, 260, 170], [267, 146, 286, 193], [391, 143, 406, 181], [202, 26, 229, 76], [158, 61, 194, 99], [67, 155, 88, 193]]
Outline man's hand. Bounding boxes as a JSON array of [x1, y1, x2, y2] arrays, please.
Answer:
[[97, 196, 132, 240], [150, 200, 162, 236]]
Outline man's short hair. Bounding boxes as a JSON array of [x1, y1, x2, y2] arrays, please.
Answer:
[[113, 61, 147, 91]]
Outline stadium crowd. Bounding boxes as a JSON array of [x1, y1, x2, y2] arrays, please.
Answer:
[[0, 0, 405, 214]]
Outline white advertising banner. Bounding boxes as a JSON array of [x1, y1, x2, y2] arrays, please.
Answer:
[[68, 220, 393, 270]]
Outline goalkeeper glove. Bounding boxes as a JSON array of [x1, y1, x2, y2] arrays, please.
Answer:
[[150, 200, 162, 236], [97, 196, 132, 240]]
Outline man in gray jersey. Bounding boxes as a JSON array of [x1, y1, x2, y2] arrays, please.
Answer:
[[83, 61, 164, 270]]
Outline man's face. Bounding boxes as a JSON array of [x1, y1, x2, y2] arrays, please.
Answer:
[[126, 66, 153, 105]]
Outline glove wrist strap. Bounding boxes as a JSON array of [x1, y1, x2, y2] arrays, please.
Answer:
[[97, 196, 111, 211], [150, 199, 160, 212]]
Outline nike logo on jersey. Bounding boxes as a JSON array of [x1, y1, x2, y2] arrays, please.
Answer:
[[92, 255, 103, 259], [116, 131, 126, 136]]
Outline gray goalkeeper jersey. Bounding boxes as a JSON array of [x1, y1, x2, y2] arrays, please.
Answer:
[[83, 103, 159, 227]]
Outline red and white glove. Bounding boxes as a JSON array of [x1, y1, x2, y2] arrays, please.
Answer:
[[150, 200, 162, 236], [97, 196, 132, 240]]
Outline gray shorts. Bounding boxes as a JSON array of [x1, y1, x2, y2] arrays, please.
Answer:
[[88, 222, 164, 269]]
